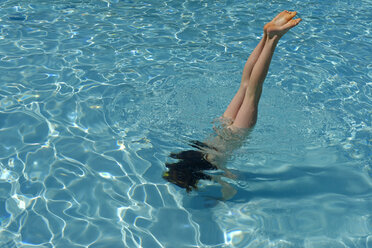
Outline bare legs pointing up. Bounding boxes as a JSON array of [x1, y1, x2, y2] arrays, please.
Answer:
[[224, 11, 301, 129]]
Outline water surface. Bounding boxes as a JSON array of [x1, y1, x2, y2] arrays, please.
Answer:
[[0, 0, 371, 247]]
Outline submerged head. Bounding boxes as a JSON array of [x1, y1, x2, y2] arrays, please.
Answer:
[[162, 150, 217, 192]]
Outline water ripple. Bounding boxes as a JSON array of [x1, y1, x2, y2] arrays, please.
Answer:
[[0, 0, 371, 247]]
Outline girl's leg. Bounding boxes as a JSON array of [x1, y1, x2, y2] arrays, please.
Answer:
[[231, 11, 301, 129], [223, 34, 267, 121]]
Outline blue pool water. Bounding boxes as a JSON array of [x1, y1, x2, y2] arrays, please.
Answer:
[[0, 0, 371, 247]]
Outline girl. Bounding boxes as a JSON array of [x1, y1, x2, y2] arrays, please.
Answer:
[[163, 11, 302, 199]]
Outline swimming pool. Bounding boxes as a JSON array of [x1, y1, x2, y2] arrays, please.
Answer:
[[0, 0, 371, 247]]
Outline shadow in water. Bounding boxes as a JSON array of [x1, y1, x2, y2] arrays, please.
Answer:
[[184, 163, 372, 206]]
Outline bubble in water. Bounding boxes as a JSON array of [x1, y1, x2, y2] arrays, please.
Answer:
[[225, 230, 244, 246]]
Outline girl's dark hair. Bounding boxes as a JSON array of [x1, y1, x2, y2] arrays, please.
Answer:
[[163, 149, 217, 192]]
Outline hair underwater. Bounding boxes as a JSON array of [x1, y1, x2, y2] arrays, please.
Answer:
[[163, 141, 218, 192]]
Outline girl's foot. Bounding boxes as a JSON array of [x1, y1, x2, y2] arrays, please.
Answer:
[[264, 10, 301, 39]]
